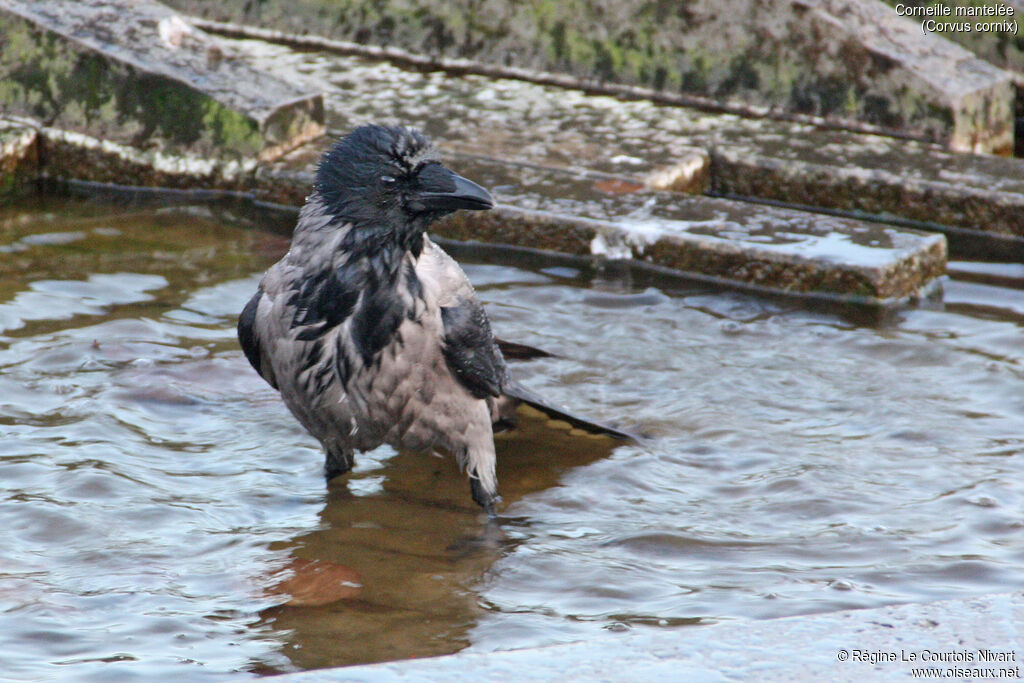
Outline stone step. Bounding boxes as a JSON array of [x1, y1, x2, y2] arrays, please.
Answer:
[[33, 128, 946, 305], [0, 13, 950, 304], [221, 34, 1023, 258], [711, 124, 1024, 258], [0, 0, 324, 170], [254, 148, 946, 304]]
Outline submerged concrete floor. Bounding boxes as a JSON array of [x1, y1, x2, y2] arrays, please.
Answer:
[[278, 592, 1024, 681]]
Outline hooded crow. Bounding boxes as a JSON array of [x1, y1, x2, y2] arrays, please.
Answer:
[[238, 124, 631, 516]]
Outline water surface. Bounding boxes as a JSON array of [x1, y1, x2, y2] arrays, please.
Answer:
[[1, 198, 1022, 678]]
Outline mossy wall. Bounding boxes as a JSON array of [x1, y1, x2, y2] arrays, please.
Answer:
[[0, 10, 263, 159], [167, 0, 851, 105], [166, 0, 1009, 149]]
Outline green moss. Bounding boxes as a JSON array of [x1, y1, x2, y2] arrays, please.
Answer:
[[160, 0, 998, 149], [0, 11, 267, 159], [548, 20, 567, 63], [0, 171, 16, 195], [681, 54, 709, 93], [201, 100, 262, 154], [0, 19, 65, 118], [843, 88, 859, 116], [717, 57, 761, 96]]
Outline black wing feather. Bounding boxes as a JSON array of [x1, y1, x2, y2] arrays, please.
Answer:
[[440, 300, 508, 399], [291, 267, 360, 341], [238, 289, 278, 390]]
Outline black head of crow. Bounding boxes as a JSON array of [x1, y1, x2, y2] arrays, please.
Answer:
[[313, 125, 492, 247], [239, 124, 632, 518]]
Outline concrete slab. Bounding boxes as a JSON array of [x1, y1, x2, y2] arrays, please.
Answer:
[[0, 20, 953, 303], [0, 0, 324, 164], [32, 117, 258, 188], [274, 591, 1024, 682], [801, 0, 1014, 154], [711, 124, 1024, 253], [201, 30, 1024, 255], [256, 149, 946, 303], [174, 1, 1017, 153]]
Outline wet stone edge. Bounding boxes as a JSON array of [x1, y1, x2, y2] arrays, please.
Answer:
[[2, 119, 949, 307]]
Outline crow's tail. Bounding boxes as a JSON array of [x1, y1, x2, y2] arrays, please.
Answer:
[[502, 381, 639, 442], [495, 337, 556, 361]]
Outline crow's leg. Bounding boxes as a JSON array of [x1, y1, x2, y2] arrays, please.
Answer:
[[459, 424, 499, 518], [324, 447, 355, 482], [470, 477, 499, 519]]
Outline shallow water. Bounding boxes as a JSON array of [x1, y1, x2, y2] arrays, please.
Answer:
[[1, 198, 1023, 679]]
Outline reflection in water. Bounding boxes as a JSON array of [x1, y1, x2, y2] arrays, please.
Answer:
[[268, 557, 363, 607], [1, 199, 1024, 678], [252, 418, 622, 672]]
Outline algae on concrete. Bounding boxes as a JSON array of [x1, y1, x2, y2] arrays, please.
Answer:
[[229, 36, 1024, 253], [0, 0, 324, 166], [0, 6, 958, 303], [0, 122, 36, 199], [168, 0, 1015, 153]]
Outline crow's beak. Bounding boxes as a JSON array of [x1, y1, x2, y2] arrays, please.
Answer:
[[410, 169, 494, 213]]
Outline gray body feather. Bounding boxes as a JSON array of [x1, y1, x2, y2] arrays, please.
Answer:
[[239, 125, 630, 514], [245, 199, 503, 502]]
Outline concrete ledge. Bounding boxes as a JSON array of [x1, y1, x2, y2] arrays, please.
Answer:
[[712, 125, 1024, 249], [879, 0, 1024, 86], [0, 16, 964, 305], [802, 0, 1015, 154], [439, 204, 946, 303], [0, 0, 324, 162], [275, 592, 1024, 682], [254, 151, 947, 303], [201, 27, 1023, 255], [35, 119, 256, 187]]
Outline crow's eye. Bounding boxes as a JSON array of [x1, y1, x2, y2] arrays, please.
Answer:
[[380, 175, 397, 185]]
